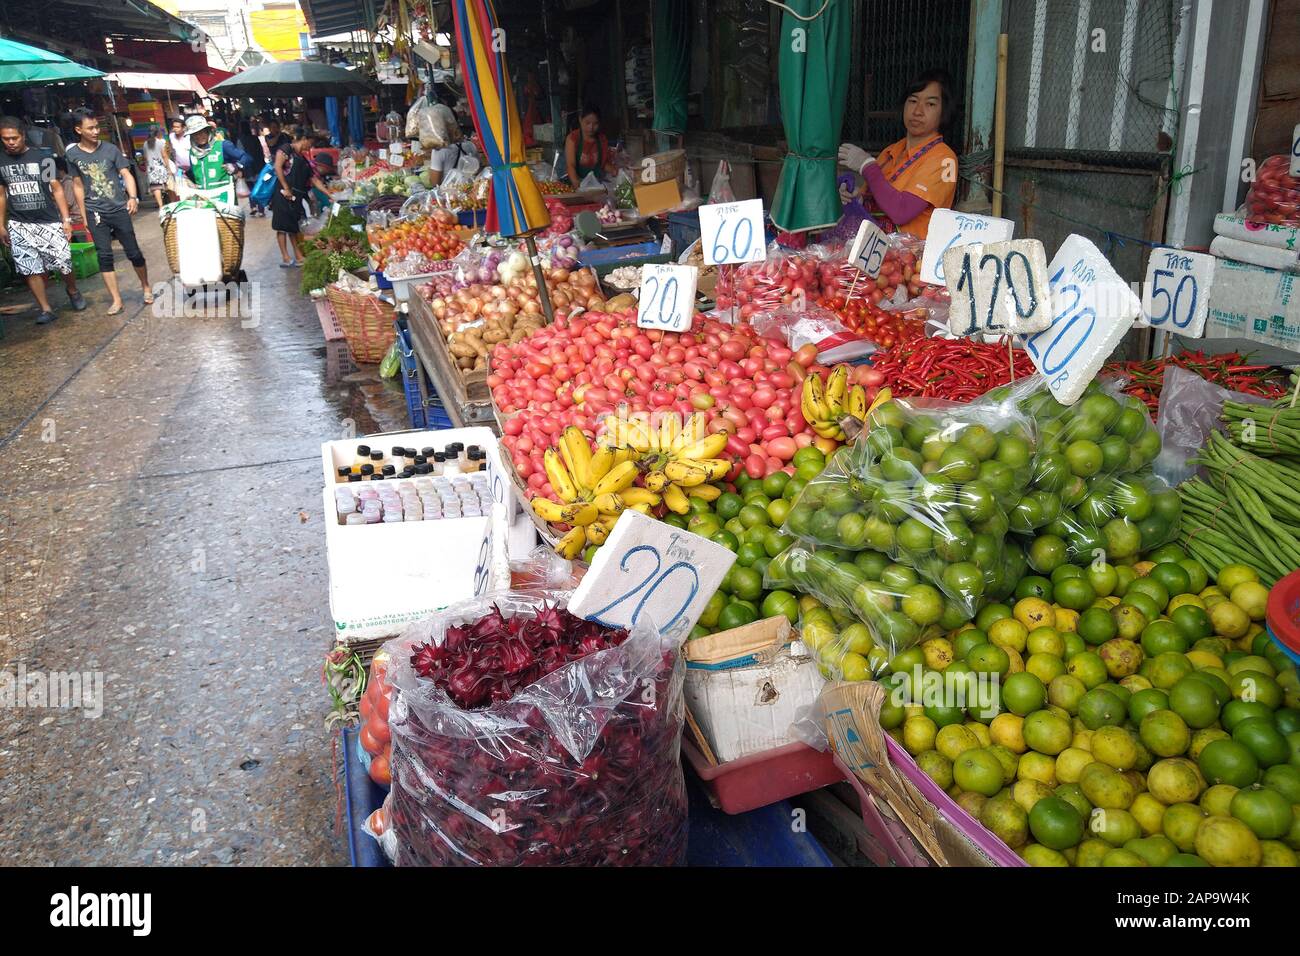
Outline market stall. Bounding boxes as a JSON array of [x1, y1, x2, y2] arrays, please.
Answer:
[[296, 0, 1300, 870]]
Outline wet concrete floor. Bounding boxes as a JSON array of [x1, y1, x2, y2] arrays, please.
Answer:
[[0, 207, 408, 864]]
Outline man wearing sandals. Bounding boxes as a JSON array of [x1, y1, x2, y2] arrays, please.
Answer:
[[0, 115, 88, 325], [65, 108, 152, 314]]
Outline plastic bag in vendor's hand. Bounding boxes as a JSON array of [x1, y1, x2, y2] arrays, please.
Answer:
[[381, 589, 686, 867], [579, 170, 602, 191]]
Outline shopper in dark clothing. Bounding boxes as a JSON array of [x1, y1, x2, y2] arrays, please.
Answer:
[[237, 119, 268, 217], [65, 108, 151, 314], [270, 130, 328, 266], [0, 116, 87, 325]]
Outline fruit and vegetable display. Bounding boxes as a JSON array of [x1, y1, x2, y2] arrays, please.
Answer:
[[380, 592, 687, 866], [868, 338, 1037, 402], [1180, 381, 1300, 586], [537, 179, 575, 195], [871, 551, 1299, 867], [301, 207, 370, 294], [370, 211, 466, 273]]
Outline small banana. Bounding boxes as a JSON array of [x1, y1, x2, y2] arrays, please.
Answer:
[[656, 413, 681, 452], [566, 502, 600, 526], [531, 497, 598, 526], [644, 470, 669, 493], [693, 458, 733, 481], [848, 384, 868, 422], [593, 492, 626, 516], [688, 484, 722, 503], [585, 516, 617, 545], [628, 502, 653, 516], [663, 483, 690, 515], [559, 427, 594, 491], [664, 460, 711, 487], [589, 443, 617, 483], [543, 449, 578, 503], [803, 374, 830, 423], [826, 364, 849, 416], [812, 422, 845, 441], [675, 431, 728, 461], [674, 412, 708, 449], [591, 460, 638, 496], [555, 526, 587, 559], [619, 488, 663, 508]]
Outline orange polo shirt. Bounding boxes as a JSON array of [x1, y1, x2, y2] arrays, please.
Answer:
[[873, 134, 958, 239]]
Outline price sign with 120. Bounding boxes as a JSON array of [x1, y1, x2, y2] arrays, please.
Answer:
[[1137, 247, 1215, 337], [567, 510, 736, 642], [1018, 234, 1141, 405], [698, 198, 766, 266], [943, 238, 1052, 337], [636, 263, 698, 333], [918, 208, 1015, 286], [847, 218, 889, 280]]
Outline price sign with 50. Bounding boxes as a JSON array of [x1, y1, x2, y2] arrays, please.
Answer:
[[1137, 248, 1215, 337]]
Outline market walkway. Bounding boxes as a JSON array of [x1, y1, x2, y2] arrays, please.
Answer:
[[0, 208, 406, 865]]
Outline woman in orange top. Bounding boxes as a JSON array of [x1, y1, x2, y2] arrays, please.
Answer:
[[838, 70, 958, 240], [565, 105, 615, 188]]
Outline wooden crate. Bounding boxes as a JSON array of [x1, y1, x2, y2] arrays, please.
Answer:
[[404, 293, 494, 426]]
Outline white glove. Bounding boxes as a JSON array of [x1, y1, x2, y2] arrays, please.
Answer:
[[838, 143, 873, 174]]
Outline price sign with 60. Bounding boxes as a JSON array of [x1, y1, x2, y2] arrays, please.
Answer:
[[1136, 247, 1215, 337], [919, 208, 1014, 286], [636, 263, 698, 333], [847, 218, 889, 279], [942, 238, 1052, 337], [697, 198, 766, 266], [567, 510, 736, 642], [1018, 234, 1140, 405]]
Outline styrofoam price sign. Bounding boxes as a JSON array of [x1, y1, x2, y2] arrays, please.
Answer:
[[1137, 247, 1216, 337], [698, 198, 766, 266], [919, 208, 1014, 286], [848, 218, 889, 280], [1291, 123, 1300, 179], [1018, 234, 1141, 405], [943, 238, 1052, 337], [636, 263, 698, 332], [568, 510, 736, 643]]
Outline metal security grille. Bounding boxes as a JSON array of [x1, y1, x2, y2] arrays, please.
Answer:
[[844, 0, 971, 149], [1007, 0, 1182, 159]]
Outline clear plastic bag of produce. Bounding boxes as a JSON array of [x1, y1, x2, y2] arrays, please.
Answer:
[[994, 374, 1183, 565], [613, 170, 636, 209], [579, 171, 602, 191], [782, 393, 1037, 617], [765, 543, 971, 679], [713, 244, 823, 320], [1154, 366, 1272, 487], [749, 301, 874, 361], [1244, 155, 1300, 226], [381, 589, 687, 866]]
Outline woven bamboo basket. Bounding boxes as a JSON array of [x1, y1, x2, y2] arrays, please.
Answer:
[[325, 285, 396, 363], [643, 149, 686, 185], [161, 209, 245, 278]]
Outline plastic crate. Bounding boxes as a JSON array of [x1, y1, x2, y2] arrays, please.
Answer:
[[395, 319, 452, 430], [682, 739, 842, 815], [667, 210, 701, 254], [456, 209, 486, 228], [70, 241, 99, 279], [577, 240, 661, 267]]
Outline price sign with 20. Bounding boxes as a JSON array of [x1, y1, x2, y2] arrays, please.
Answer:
[[1018, 234, 1140, 405], [697, 198, 766, 266], [1137, 248, 1215, 337], [943, 238, 1052, 337], [636, 263, 699, 333]]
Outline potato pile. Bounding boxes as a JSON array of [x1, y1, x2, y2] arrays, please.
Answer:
[[447, 313, 546, 373]]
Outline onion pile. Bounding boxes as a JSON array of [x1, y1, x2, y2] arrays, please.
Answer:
[[427, 265, 604, 339]]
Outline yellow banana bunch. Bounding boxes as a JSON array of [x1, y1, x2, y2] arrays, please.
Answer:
[[598, 410, 732, 510], [801, 366, 871, 443]]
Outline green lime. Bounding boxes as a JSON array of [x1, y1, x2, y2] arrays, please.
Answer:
[[1149, 562, 1192, 599], [794, 460, 824, 482], [1051, 564, 1084, 585], [1078, 607, 1118, 646], [1122, 591, 1161, 625], [738, 505, 772, 530], [1198, 738, 1260, 788], [710, 530, 739, 553], [854, 550, 888, 579], [792, 446, 826, 469], [953, 628, 987, 661], [764, 529, 794, 558], [1015, 575, 1054, 603], [729, 567, 764, 603], [766, 498, 792, 528], [736, 541, 766, 567], [1141, 620, 1188, 657], [1003, 672, 1048, 716], [1079, 687, 1127, 729], [1233, 718, 1290, 767], [782, 477, 807, 501], [976, 602, 1014, 632], [1055, 577, 1097, 612], [761, 589, 800, 624], [1177, 558, 1209, 594], [1127, 577, 1170, 613], [1066, 440, 1104, 477], [718, 601, 759, 632], [1170, 604, 1212, 643], [662, 513, 688, 530], [762, 470, 791, 499], [881, 564, 920, 591], [1028, 535, 1068, 574]]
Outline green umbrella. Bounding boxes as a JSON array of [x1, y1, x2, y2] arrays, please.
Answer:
[[652, 0, 690, 135], [0, 36, 104, 89], [769, 0, 851, 234], [209, 60, 375, 99]]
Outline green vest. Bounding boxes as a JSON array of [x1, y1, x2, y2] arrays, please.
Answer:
[[190, 144, 228, 189]]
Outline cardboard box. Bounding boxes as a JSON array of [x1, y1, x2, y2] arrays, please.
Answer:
[[684, 617, 825, 763], [634, 178, 681, 217], [322, 426, 517, 642], [1205, 257, 1300, 353]]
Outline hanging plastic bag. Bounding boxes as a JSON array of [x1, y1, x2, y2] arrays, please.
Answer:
[[613, 169, 636, 209], [750, 302, 875, 363], [707, 160, 737, 205]]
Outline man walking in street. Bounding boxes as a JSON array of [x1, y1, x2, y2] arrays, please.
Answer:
[[0, 116, 87, 325], [65, 107, 152, 315]]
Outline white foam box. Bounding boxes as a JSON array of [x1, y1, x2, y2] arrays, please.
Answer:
[[1205, 258, 1300, 354], [321, 427, 516, 642], [683, 617, 825, 764]]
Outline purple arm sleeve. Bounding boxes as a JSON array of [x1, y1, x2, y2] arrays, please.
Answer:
[[863, 162, 931, 224]]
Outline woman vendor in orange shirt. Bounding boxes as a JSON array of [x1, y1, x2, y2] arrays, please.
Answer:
[[838, 69, 958, 240]]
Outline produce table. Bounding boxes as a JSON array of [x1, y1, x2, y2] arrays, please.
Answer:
[[340, 727, 834, 867]]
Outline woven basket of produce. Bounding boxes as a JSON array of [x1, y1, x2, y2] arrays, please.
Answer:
[[325, 283, 397, 363], [160, 202, 245, 277]]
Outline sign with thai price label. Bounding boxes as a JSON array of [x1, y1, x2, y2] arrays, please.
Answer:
[[943, 238, 1052, 337], [848, 218, 889, 280], [568, 510, 737, 643], [698, 198, 767, 266], [1137, 247, 1216, 337], [1018, 234, 1141, 406], [1291, 123, 1300, 179], [636, 263, 698, 332], [919, 208, 1014, 286]]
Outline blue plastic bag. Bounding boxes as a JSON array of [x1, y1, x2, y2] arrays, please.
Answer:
[[250, 163, 277, 206]]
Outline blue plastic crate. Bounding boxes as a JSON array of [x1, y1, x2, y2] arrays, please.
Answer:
[[457, 208, 486, 228], [577, 240, 661, 267], [667, 210, 701, 253], [395, 319, 453, 430]]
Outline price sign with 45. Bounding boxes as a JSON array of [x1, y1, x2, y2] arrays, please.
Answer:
[[847, 218, 888, 279], [697, 198, 766, 266], [636, 263, 698, 333]]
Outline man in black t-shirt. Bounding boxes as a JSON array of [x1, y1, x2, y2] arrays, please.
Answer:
[[0, 116, 87, 325]]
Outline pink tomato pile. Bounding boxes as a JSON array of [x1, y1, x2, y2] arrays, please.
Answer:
[[490, 311, 851, 499]]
